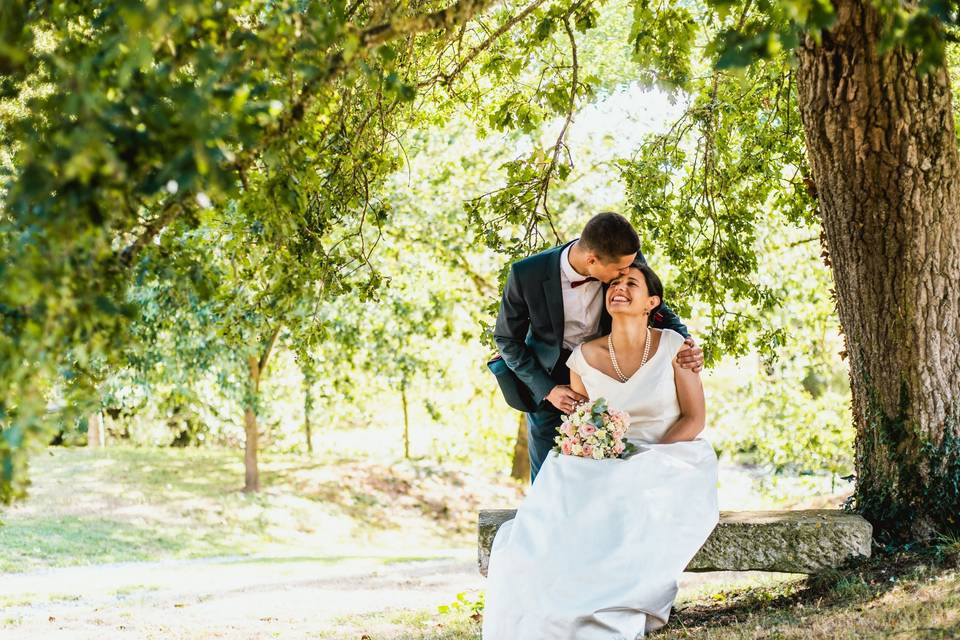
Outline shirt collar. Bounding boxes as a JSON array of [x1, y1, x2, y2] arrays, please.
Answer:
[[560, 241, 589, 284]]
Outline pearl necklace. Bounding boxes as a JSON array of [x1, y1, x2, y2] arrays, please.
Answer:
[[608, 327, 651, 383]]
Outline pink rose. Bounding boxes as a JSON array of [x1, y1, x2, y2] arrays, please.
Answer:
[[578, 423, 598, 438], [581, 444, 593, 458], [561, 422, 577, 437], [560, 439, 573, 455]]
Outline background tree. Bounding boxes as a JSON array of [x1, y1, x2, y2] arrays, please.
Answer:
[[0, 0, 495, 499], [792, 0, 960, 540]]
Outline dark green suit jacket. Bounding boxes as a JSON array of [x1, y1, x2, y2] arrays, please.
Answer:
[[490, 240, 689, 412]]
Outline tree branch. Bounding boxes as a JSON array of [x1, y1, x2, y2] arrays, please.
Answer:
[[119, 200, 185, 266], [417, 0, 548, 88], [259, 324, 282, 374], [346, 0, 365, 19], [117, 0, 498, 267], [361, 0, 496, 49], [538, 13, 580, 245]]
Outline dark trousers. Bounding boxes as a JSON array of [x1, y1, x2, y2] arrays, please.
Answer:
[[526, 347, 573, 483], [526, 408, 563, 483]]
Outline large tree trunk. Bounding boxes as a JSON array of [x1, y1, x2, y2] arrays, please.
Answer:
[[510, 412, 529, 482], [795, 0, 960, 540]]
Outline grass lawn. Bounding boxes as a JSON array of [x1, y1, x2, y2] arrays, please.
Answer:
[[0, 445, 523, 573]]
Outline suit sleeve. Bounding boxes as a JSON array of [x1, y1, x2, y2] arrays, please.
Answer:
[[651, 302, 690, 339], [636, 249, 691, 339], [493, 264, 557, 406]]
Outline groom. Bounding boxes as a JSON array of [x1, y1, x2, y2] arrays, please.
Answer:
[[490, 212, 704, 482]]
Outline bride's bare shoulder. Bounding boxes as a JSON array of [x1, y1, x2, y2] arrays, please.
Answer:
[[580, 335, 607, 355], [651, 327, 671, 349], [657, 327, 685, 351], [579, 336, 608, 366]]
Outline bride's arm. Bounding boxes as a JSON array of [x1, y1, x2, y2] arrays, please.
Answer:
[[659, 361, 706, 443], [569, 370, 589, 401]]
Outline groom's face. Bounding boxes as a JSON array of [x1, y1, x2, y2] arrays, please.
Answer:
[[588, 252, 637, 283]]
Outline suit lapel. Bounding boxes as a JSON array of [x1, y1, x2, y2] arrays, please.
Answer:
[[543, 274, 564, 343], [542, 241, 573, 344]]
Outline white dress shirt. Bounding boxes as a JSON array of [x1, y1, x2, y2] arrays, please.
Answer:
[[559, 243, 603, 350]]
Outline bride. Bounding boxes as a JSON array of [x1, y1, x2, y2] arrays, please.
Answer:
[[482, 261, 719, 639]]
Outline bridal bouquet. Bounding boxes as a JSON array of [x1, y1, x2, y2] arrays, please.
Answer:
[[554, 398, 636, 460]]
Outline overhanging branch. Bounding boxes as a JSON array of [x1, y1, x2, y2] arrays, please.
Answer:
[[117, 0, 499, 267]]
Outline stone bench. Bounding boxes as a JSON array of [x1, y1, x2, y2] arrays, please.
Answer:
[[478, 509, 872, 576]]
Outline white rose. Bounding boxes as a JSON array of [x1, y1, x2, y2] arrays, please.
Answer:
[[592, 447, 604, 460]]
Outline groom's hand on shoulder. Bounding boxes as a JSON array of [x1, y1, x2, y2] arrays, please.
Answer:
[[546, 385, 587, 414], [676, 338, 704, 373]]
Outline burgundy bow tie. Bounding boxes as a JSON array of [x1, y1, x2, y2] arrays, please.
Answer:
[[570, 276, 597, 288]]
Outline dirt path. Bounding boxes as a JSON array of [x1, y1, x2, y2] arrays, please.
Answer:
[[1, 550, 796, 639], [0, 551, 483, 639]]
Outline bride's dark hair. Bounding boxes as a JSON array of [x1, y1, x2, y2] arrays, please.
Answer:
[[630, 260, 664, 323]]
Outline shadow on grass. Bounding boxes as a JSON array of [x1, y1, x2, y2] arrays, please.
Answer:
[[264, 459, 493, 534], [670, 543, 960, 637]]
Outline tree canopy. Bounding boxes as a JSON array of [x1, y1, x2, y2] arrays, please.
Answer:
[[3, 0, 959, 541]]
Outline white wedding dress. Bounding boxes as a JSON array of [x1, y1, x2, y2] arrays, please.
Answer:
[[482, 328, 719, 639]]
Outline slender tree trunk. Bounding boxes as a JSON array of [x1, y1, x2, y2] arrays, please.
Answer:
[[244, 355, 261, 493], [795, 0, 960, 539], [401, 380, 410, 459], [87, 411, 104, 448], [510, 412, 529, 483], [243, 326, 281, 493], [304, 395, 313, 455], [299, 358, 316, 454]]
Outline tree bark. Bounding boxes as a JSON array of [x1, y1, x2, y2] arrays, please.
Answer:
[[244, 355, 261, 493], [87, 412, 104, 448], [795, 0, 960, 540], [510, 413, 530, 483], [243, 326, 280, 493]]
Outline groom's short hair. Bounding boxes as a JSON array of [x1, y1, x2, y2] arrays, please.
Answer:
[[580, 212, 640, 261]]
